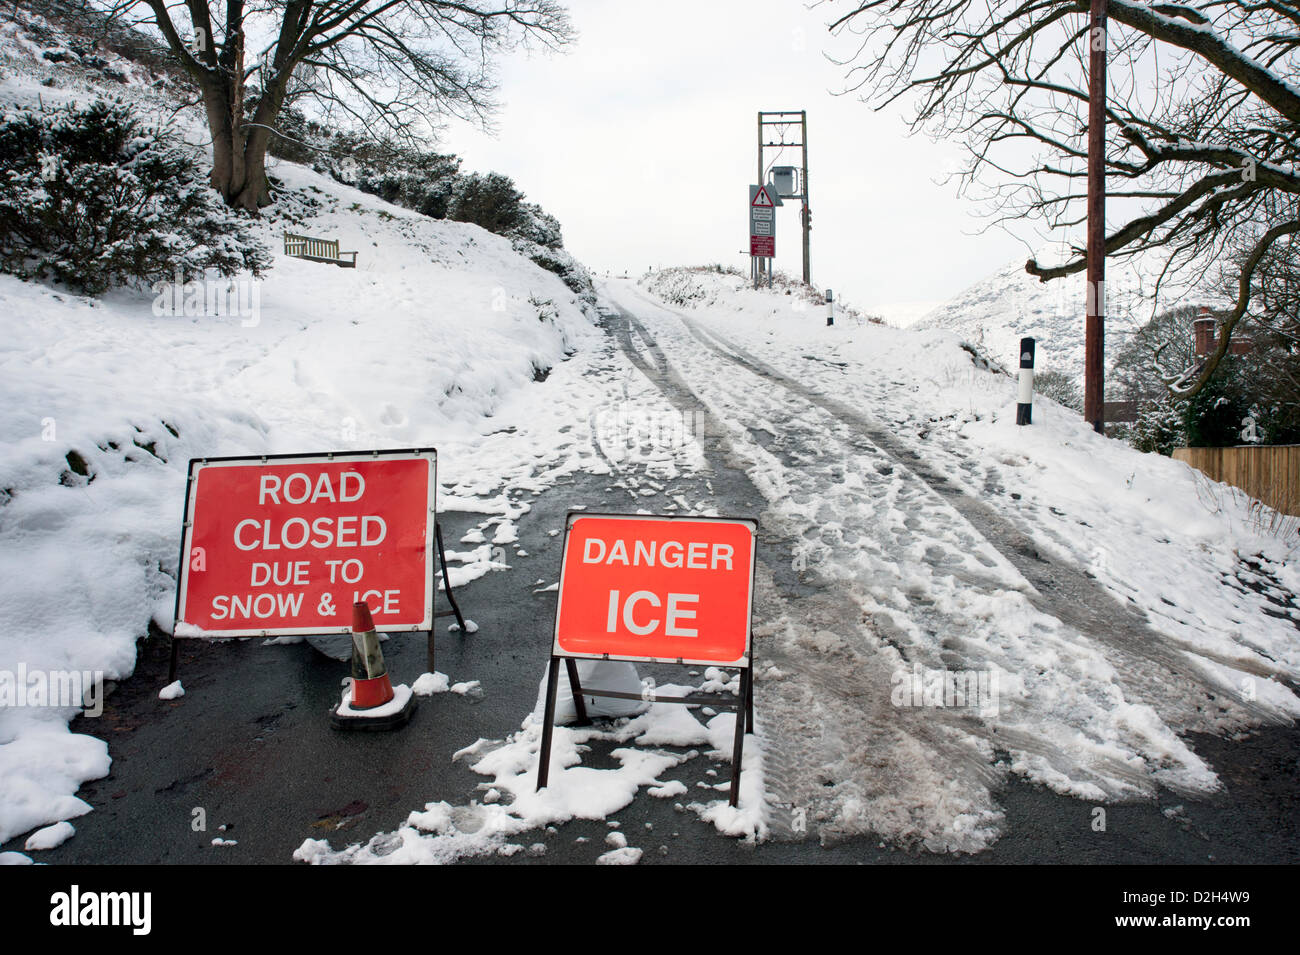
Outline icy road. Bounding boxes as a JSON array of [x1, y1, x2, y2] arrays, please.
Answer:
[[13, 275, 1300, 865], [592, 281, 1300, 853]]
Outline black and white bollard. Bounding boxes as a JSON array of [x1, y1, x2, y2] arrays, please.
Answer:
[[825, 288, 834, 326], [1016, 337, 1035, 426]]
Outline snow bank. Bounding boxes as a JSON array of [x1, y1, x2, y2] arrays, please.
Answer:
[[0, 46, 611, 843]]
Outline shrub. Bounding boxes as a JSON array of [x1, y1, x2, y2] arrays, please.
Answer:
[[447, 171, 526, 234], [0, 99, 269, 294], [260, 117, 593, 299], [514, 238, 596, 304], [1182, 356, 1253, 447], [1033, 369, 1083, 413], [1128, 397, 1186, 455]]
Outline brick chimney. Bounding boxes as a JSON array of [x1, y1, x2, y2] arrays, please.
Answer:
[[1192, 306, 1252, 356], [1193, 306, 1215, 355]]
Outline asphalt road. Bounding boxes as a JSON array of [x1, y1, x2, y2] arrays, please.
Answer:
[[10, 299, 1300, 866]]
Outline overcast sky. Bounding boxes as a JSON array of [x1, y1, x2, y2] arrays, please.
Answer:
[[441, 0, 1048, 313]]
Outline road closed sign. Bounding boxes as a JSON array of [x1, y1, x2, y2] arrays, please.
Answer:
[[553, 513, 757, 666], [174, 449, 436, 636]]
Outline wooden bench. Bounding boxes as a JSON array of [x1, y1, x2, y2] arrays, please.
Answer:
[[284, 233, 357, 268]]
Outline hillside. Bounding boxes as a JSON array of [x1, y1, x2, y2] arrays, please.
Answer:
[[641, 264, 883, 326], [915, 246, 1221, 382], [0, 6, 610, 847]]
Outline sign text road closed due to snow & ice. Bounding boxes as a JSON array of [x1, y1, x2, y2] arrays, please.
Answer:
[[174, 450, 436, 636], [553, 513, 756, 666]]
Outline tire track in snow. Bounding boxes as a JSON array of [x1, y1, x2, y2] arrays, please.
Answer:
[[606, 304, 1015, 850], [603, 288, 1293, 851], [671, 314, 1290, 722]]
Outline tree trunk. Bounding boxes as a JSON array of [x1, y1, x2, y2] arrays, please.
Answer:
[[201, 89, 275, 211], [200, 48, 275, 212], [203, 82, 241, 202], [232, 128, 272, 211]]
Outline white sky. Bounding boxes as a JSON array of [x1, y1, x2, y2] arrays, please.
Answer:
[[441, 0, 1044, 311]]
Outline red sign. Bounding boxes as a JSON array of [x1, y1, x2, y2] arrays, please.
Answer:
[[174, 450, 436, 636], [749, 235, 775, 257], [553, 513, 757, 666]]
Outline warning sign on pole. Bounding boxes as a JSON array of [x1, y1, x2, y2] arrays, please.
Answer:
[[553, 512, 757, 667], [749, 184, 777, 259], [173, 449, 436, 637]]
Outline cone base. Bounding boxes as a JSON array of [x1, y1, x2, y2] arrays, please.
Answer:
[[330, 686, 417, 732]]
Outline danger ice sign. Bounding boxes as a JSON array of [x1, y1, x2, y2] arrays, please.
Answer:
[[173, 449, 436, 637], [552, 513, 757, 667]]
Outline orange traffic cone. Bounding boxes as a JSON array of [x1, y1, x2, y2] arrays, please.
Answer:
[[330, 601, 416, 731]]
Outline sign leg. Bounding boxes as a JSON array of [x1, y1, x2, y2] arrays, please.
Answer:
[[435, 522, 469, 632], [564, 657, 590, 726], [745, 664, 755, 734], [728, 668, 751, 808], [536, 656, 561, 792], [167, 635, 180, 685]]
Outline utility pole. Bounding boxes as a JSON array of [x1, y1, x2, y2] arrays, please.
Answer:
[[756, 110, 811, 286], [800, 111, 810, 286], [756, 113, 765, 287], [1085, 0, 1107, 434]]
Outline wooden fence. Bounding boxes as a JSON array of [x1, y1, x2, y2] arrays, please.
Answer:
[[1173, 445, 1300, 517]]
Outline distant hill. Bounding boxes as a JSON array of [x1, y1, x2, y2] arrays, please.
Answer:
[[915, 247, 1187, 380]]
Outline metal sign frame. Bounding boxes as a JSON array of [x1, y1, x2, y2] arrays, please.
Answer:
[[536, 511, 758, 808], [168, 447, 468, 681]]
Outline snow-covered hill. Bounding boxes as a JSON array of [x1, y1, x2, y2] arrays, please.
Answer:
[[641, 265, 883, 327], [916, 246, 1179, 380], [0, 9, 612, 849]]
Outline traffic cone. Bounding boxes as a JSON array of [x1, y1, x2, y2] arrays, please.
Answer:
[[330, 600, 416, 731]]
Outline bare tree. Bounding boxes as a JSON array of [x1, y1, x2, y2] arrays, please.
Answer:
[[96, 0, 573, 211], [820, 0, 1300, 398]]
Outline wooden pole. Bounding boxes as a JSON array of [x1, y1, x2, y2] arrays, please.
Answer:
[[1085, 0, 1108, 434]]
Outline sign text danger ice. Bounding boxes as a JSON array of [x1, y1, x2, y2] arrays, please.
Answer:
[[554, 515, 755, 666]]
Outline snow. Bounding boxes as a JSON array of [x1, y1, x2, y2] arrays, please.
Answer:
[[0, 23, 636, 845], [334, 683, 414, 719], [157, 680, 184, 700], [412, 672, 451, 696], [293, 674, 764, 864], [568, 269, 1300, 851], [596, 846, 642, 865], [3, 7, 1296, 859], [24, 819, 74, 850]]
